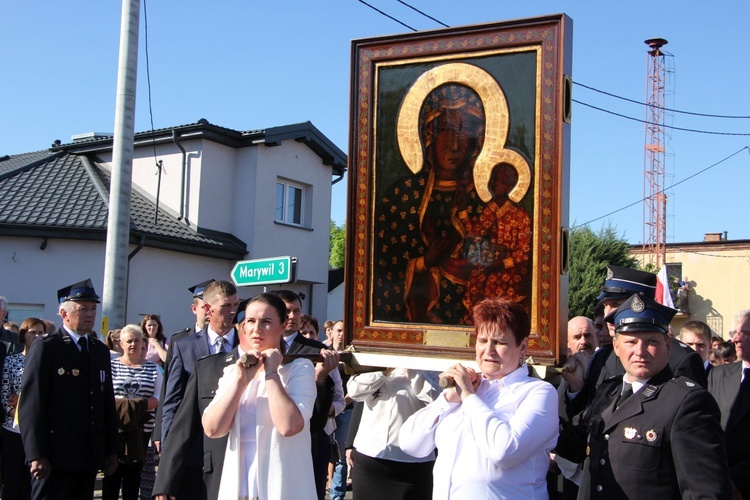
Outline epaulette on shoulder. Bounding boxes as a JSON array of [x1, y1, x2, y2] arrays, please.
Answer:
[[668, 376, 702, 393]]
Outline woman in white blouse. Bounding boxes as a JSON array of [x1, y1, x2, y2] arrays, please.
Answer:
[[347, 367, 441, 499], [399, 298, 559, 499], [202, 293, 317, 500], [1, 317, 45, 500]]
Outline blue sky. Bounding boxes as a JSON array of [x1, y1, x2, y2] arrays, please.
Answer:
[[2, 1, 748, 244]]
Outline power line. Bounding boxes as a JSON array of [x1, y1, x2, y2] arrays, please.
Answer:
[[573, 100, 750, 136], [395, 0, 449, 27], [573, 146, 750, 229], [356, 0, 417, 31], [574, 81, 750, 119], [143, 0, 159, 163], [354, 2, 748, 126]]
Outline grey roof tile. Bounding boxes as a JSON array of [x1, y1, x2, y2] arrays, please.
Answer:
[[0, 150, 61, 177], [0, 152, 246, 258]]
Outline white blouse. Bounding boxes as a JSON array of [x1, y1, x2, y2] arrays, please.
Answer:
[[399, 366, 559, 499], [347, 368, 441, 462], [207, 358, 318, 500]]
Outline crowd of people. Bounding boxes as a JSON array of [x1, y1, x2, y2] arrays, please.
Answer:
[[0, 263, 747, 499]]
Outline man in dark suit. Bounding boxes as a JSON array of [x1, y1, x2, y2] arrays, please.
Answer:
[[153, 347, 236, 500], [155, 280, 239, 500], [557, 294, 732, 498], [19, 279, 118, 499], [152, 279, 213, 454], [708, 309, 750, 498], [272, 290, 339, 500]]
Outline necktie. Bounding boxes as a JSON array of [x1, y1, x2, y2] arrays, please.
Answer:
[[616, 382, 633, 410], [214, 336, 228, 354], [78, 336, 89, 361]]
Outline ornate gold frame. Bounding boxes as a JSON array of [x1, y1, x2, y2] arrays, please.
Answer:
[[345, 15, 572, 365]]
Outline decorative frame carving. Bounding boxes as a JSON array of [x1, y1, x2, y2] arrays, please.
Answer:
[[345, 15, 572, 365]]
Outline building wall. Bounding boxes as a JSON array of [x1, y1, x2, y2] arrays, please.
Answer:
[[0, 237, 239, 339], [633, 242, 750, 339]]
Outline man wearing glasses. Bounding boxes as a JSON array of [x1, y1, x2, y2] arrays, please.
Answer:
[[708, 310, 750, 499], [19, 279, 118, 499]]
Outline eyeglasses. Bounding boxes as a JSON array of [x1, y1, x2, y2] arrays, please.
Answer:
[[728, 330, 750, 337]]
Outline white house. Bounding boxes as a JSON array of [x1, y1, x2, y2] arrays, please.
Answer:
[[0, 119, 347, 337]]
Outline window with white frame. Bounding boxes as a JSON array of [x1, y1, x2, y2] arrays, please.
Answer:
[[275, 180, 304, 226]]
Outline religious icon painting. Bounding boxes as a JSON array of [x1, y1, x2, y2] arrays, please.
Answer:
[[345, 14, 572, 365]]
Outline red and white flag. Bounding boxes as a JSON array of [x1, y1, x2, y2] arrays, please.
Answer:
[[655, 265, 675, 308]]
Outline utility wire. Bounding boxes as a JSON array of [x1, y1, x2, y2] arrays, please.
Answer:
[[573, 146, 750, 229], [574, 81, 750, 119], [356, 0, 417, 31], [573, 100, 750, 136], [354, 2, 748, 125], [395, 0, 449, 27], [143, 0, 160, 163]]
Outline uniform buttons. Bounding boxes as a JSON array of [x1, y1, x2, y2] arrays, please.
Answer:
[[596, 485, 603, 492], [604, 434, 610, 441], [599, 459, 606, 465]]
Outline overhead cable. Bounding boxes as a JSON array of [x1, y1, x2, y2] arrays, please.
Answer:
[[572, 146, 750, 229], [574, 81, 750, 119], [356, 0, 417, 31], [395, 0, 449, 27], [573, 100, 750, 136]]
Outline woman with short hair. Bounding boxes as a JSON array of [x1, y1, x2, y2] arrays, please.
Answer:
[[102, 325, 161, 500], [399, 298, 559, 499]]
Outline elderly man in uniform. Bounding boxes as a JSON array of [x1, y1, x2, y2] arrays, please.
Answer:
[[557, 294, 732, 498], [19, 279, 118, 499]]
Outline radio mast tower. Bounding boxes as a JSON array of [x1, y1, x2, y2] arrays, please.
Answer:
[[642, 38, 670, 268]]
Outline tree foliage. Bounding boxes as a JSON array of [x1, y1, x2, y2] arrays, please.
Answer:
[[329, 220, 346, 270], [568, 223, 638, 318]]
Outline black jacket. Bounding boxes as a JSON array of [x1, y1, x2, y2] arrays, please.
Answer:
[[558, 367, 732, 499], [19, 328, 118, 471]]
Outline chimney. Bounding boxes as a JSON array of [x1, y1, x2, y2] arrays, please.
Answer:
[[704, 233, 722, 242], [71, 132, 114, 143]]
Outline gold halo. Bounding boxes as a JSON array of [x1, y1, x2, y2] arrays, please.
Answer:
[[396, 62, 531, 203]]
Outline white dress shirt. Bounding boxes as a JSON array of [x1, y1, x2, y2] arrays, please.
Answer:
[[399, 366, 559, 499], [206, 326, 235, 354], [347, 368, 441, 463]]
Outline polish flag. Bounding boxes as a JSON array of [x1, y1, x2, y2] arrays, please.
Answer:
[[655, 265, 675, 308]]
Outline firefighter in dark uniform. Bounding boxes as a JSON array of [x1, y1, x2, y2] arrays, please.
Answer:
[[556, 293, 732, 499], [19, 279, 118, 499]]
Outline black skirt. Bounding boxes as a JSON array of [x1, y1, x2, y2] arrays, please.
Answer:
[[351, 449, 433, 500]]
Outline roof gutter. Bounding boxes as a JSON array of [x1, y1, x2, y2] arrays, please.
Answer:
[[172, 130, 187, 221]]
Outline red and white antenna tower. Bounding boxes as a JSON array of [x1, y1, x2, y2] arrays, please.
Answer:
[[642, 38, 670, 268]]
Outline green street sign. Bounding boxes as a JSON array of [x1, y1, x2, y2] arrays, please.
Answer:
[[231, 256, 297, 286]]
